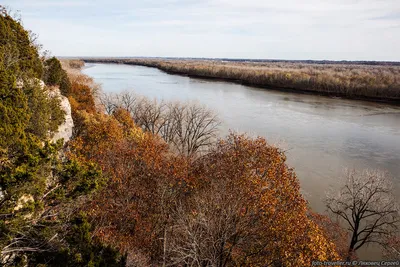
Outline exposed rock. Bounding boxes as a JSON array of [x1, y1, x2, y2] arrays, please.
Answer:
[[16, 79, 74, 144], [13, 194, 35, 220], [50, 88, 74, 144], [13, 194, 34, 212]]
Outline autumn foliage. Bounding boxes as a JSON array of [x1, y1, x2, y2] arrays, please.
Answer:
[[68, 109, 185, 258], [174, 134, 339, 266], [57, 55, 344, 266], [309, 212, 350, 260], [1, 6, 392, 265], [69, 108, 340, 266], [57, 61, 343, 266], [50, 60, 342, 265]]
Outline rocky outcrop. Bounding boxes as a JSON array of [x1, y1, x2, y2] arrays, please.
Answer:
[[16, 79, 74, 144], [50, 88, 74, 144]]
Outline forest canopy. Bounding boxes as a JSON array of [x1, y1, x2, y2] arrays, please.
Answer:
[[0, 6, 365, 267]]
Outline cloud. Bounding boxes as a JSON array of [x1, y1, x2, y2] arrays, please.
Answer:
[[369, 12, 400, 21], [6, 0, 93, 8], [2, 0, 400, 60]]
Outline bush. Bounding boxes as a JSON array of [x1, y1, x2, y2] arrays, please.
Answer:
[[43, 57, 71, 95]]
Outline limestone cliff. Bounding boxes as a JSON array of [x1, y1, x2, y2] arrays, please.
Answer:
[[50, 88, 74, 144]]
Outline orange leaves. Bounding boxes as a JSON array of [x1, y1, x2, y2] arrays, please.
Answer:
[[69, 107, 190, 256], [69, 112, 124, 164], [69, 82, 96, 113], [309, 211, 350, 260], [67, 98, 339, 265], [112, 108, 136, 133], [186, 133, 339, 266]]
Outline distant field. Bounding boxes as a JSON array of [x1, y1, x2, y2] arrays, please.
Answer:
[[82, 58, 400, 103]]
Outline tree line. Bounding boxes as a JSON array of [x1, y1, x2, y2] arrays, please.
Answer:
[[85, 58, 400, 102]]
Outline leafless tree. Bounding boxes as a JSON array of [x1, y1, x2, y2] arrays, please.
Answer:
[[100, 91, 142, 119], [169, 102, 220, 157], [115, 91, 138, 114], [28, 30, 43, 53], [0, 44, 20, 70], [166, 180, 252, 267], [99, 92, 220, 157], [325, 169, 399, 259], [157, 101, 180, 144], [99, 93, 118, 114], [126, 248, 150, 267], [1, 231, 59, 262], [382, 234, 400, 259], [135, 98, 167, 135], [0, 191, 81, 265]]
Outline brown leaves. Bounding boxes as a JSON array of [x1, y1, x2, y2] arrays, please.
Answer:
[[167, 133, 339, 266], [309, 211, 350, 260], [69, 109, 189, 256], [68, 102, 339, 265]]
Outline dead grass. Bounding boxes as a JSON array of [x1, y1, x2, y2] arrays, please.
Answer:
[[83, 58, 400, 101]]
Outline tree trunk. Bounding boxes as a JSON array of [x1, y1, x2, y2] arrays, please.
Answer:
[[347, 221, 359, 261], [163, 227, 167, 267]]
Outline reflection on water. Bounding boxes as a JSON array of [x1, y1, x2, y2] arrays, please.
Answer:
[[83, 63, 400, 258]]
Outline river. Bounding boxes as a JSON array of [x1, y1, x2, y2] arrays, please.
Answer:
[[83, 63, 400, 215]]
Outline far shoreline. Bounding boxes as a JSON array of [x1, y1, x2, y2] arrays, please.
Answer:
[[81, 58, 400, 106]]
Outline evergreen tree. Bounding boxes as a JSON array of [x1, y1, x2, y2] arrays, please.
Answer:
[[43, 57, 71, 96], [1, 8, 121, 266], [28, 213, 127, 267], [0, 6, 42, 78]]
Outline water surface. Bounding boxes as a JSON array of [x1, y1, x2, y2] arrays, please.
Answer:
[[83, 63, 400, 213]]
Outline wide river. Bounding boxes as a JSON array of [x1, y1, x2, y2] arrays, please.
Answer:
[[83, 63, 400, 214]]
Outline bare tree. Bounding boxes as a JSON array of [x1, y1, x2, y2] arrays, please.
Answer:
[[115, 91, 138, 114], [135, 98, 167, 135], [99, 92, 220, 157], [166, 179, 252, 267], [28, 30, 43, 54], [157, 101, 180, 144], [170, 102, 220, 157], [325, 169, 399, 259], [99, 92, 118, 114], [100, 91, 142, 119], [126, 249, 151, 267], [382, 234, 400, 259]]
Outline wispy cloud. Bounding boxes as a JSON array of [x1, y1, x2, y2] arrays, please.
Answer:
[[2, 0, 400, 60]]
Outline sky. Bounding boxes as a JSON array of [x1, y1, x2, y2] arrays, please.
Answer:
[[2, 0, 400, 60]]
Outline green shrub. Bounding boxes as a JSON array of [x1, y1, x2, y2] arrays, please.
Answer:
[[43, 57, 71, 95]]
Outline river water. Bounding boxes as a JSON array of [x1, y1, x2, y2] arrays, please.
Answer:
[[83, 63, 400, 214]]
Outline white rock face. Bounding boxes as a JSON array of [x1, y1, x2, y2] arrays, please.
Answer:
[[17, 79, 74, 144], [13, 194, 34, 212], [50, 89, 74, 144]]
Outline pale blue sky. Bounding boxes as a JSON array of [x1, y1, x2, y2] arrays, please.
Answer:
[[3, 0, 400, 60]]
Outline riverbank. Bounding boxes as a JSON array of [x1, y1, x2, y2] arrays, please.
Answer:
[[82, 58, 400, 104], [83, 62, 400, 260]]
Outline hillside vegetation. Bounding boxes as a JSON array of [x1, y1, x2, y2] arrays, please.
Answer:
[[0, 7, 125, 266], [85, 58, 400, 102], [0, 7, 360, 266]]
